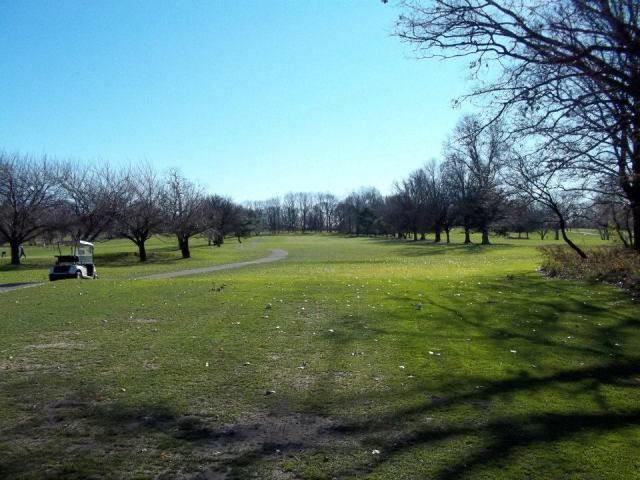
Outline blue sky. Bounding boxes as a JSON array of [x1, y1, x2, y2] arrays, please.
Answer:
[[0, 1, 470, 202]]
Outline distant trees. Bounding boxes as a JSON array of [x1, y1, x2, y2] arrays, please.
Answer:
[[335, 188, 385, 236], [0, 154, 258, 264], [1, 142, 614, 263], [296, 192, 313, 233], [282, 193, 298, 232], [317, 193, 338, 232], [0, 153, 63, 265], [203, 195, 235, 246], [423, 160, 453, 243], [443, 116, 507, 245]]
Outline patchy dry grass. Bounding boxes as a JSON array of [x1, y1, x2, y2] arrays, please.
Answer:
[[540, 245, 640, 295]]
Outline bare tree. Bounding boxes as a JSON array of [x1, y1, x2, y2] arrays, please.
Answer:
[[442, 149, 475, 244], [506, 151, 588, 258], [394, 0, 640, 250], [264, 197, 282, 234], [591, 190, 634, 246], [395, 170, 429, 240], [381, 193, 411, 239], [423, 160, 454, 243], [0, 153, 63, 264], [203, 195, 238, 246], [162, 169, 205, 259], [317, 192, 338, 232], [115, 164, 164, 262], [295, 192, 313, 233], [444, 115, 507, 244], [282, 193, 298, 232], [60, 162, 128, 241]]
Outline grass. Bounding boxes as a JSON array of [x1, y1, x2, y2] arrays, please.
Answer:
[[1, 232, 638, 479], [0, 235, 273, 283]]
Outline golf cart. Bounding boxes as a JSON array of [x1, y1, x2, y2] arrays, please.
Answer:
[[48, 240, 97, 281]]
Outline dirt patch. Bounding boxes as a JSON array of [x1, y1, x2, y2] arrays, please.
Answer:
[[183, 410, 352, 479], [134, 318, 158, 324], [290, 374, 315, 391], [4, 391, 356, 479]]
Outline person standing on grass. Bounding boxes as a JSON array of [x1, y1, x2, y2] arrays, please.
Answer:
[[19, 245, 26, 258]]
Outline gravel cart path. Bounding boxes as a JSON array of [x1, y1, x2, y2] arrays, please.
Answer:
[[138, 249, 289, 280], [0, 282, 44, 294]]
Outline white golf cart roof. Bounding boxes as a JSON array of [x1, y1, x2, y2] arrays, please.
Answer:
[[59, 240, 94, 247]]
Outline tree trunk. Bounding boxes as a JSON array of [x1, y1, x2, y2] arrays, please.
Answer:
[[558, 217, 587, 259], [10, 242, 20, 265], [178, 235, 190, 259], [464, 227, 471, 244], [445, 228, 450, 244], [434, 229, 441, 243], [554, 229, 560, 240], [481, 228, 490, 245], [633, 204, 640, 252], [137, 241, 147, 262]]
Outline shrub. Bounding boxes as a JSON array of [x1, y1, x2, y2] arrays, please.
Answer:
[[539, 245, 640, 294]]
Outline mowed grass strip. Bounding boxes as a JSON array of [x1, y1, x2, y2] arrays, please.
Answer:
[[0, 233, 638, 479]]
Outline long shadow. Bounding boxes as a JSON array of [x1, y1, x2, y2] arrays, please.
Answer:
[[365, 236, 515, 256], [0, 262, 49, 272]]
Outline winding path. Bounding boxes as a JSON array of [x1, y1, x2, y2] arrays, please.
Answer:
[[138, 249, 288, 280]]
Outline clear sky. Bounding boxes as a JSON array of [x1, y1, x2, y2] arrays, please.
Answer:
[[0, 0, 471, 202]]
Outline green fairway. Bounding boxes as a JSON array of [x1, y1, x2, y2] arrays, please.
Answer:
[[1, 234, 638, 479]]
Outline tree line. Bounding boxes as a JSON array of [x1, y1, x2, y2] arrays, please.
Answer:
[[391, 0, 639, 253], [3, 108, 632, 267], [248, 113, 631, 257], [0, 155, 251, 265]]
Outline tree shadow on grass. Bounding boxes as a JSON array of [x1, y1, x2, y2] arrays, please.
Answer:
[[1, 275, 638, 479], [313, 276, 639, 478], [0, 261, 50, 272], [365, 237, 515, 257]]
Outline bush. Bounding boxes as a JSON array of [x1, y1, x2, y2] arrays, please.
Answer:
[[539, 245, 640, 294]]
